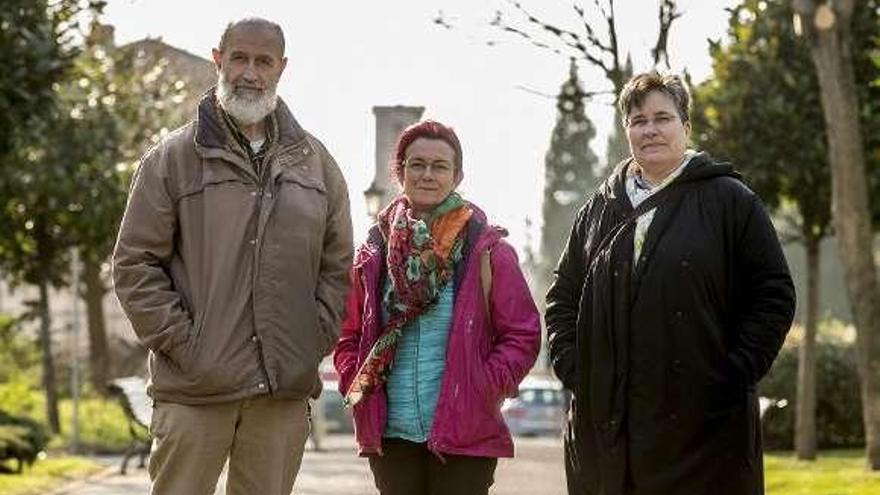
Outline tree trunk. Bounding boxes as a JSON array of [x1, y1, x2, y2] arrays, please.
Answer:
[[795, 235, 820, 460], [38, 279, 61, 434], [606, 58, 633, 173], [795, 0, 880, 469], [83, 257, 110, 394]]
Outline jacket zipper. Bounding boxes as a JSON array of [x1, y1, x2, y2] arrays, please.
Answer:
[[251, 157, 272, 393], [423, 232, 498, 462]]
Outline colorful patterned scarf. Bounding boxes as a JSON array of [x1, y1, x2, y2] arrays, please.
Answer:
[[344, 193, 472, 407]]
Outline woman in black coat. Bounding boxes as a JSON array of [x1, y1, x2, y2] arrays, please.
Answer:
[[545, 72, 795, 495]]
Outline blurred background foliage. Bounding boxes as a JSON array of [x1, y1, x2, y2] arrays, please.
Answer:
[[760, 319, 864, 450]]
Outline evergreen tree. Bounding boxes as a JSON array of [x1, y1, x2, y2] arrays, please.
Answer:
[[0, 0, 102, 434], [0, 0, 98, 160], [0, 14, 188, 431], [538, 60, 598, 291]]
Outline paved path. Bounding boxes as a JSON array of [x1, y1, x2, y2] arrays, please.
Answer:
[[57, 435, 565, 495]]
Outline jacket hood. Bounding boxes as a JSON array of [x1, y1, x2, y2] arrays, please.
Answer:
[[677, 152, 740, 183], [601, 151, 740, 202]]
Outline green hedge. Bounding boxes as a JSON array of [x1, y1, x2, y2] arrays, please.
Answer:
[[54, 398, 132, 454], [759, 340, 864, 450], [0, 410, 48, 472], [0, 375, 133, 455], [0, 314, 131, 455]]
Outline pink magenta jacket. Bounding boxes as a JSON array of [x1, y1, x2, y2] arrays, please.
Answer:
[[333, 207, 541, 458]]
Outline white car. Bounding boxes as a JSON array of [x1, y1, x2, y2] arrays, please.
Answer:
[[502, 376, 566, 437]]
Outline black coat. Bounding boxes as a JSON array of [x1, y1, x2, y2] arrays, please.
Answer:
[[546, 153, 796, 495]]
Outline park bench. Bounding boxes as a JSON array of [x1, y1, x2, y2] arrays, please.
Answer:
[[107, 376, 152, 475]]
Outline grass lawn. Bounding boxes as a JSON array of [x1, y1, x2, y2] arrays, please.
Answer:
[[0, 455, 103, 495], [765, 450, 880, 494]]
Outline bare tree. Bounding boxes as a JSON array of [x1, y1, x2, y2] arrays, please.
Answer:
[[652, 0, 682, 69], [481, 0, 681, 89], [436, 0, 682, 166], [792, 0, 880, 469]]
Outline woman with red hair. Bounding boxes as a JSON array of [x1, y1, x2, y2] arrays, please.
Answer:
[[334, 120, 540, 494]]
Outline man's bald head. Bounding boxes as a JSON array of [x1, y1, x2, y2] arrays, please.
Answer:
[[218, 18, 285, 57]]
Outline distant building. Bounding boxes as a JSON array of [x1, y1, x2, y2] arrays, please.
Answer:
[[121, 37, 216, 126], [364, 106, 424, 217], [90, 23, 215, 126]]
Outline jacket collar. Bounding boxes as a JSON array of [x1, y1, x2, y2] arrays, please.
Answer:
[[194, 88, 308, 153], [193, 88, 311, 180], [601, 152, 740, 214]]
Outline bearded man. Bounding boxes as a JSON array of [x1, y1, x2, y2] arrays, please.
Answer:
[[112, 18, 353, 495]]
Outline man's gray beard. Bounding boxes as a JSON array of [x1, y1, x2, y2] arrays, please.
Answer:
[[216, 74, 278, 125]]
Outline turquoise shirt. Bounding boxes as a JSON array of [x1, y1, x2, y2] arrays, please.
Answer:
[[382, 280, 454, 443]]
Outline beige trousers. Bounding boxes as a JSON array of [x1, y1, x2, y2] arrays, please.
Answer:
[[148, 397, 310, 495]]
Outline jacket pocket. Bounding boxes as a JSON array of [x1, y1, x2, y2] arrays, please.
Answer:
[[159, 312, 207, 378], [266, 170, 328, 266], [277, 175, 327, 227], [478, 361, 505, 415], [162, 340, 191, 375], [277, 165, 326, 194], [706, 377, 748, 416]]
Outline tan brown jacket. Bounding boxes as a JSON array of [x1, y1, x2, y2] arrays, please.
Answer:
[[112, 92, 353, 404]]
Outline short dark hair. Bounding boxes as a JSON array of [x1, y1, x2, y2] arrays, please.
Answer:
[[218, 18, 285, 56], [618, 72, 690, 126], [391, 120, 463, 184]]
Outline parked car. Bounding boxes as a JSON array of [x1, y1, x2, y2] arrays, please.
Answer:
[[502, 376, 566, 437]]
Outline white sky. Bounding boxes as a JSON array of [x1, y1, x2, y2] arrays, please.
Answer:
[[104, 0, 737, 255]]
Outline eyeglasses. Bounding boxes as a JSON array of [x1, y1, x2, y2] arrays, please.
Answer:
[[403, 158, 455, 177]]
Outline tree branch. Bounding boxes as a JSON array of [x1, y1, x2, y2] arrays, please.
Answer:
[[592, 0, 610, 24], [498, 21, 567, 56], [496, 1, 611, 72], [439, 0, 683, 95], [652, 0, 683, 68], [572, 3, 615, 57], [506, 2, 588, 54], [433, 11, 454, 30], [514, 85, 558, 99], [605, 0, 622, 88]]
